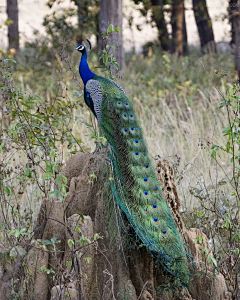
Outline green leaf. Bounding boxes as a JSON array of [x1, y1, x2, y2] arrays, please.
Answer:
[[85, 257, 91, 264], [211, 150, 217, 158], [66, 260, 72, 267], [51, 237, 57, 244], [114, 28, 122, 33], [8, 230, 16, 237], [76, 227, 82, 234], [226, 141, 230, 153], [84, 238, 91, 244], [4, 58, 16, 64], [94, 233, 99, 240], [222, 126, 231, 135], [25, 168, 31, 177], [68, 239, 74, 248], [4, 185, 12, 196], [235, 248, 239, 255], [15, 230, 21, 238], [41, 239, 52, 245], [57, 175, 62, 187], [225, 219, 230, 229], [107, 24, 114, 33], [162, 54, 171, 64], [90, 173, 97, 180], [78, 237, 84, 246], [49, 190, 60, 197], [207, 256, 218, 267], [62, 175, 67, 184]]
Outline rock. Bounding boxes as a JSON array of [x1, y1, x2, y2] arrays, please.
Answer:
[[25, 246, 49, 300], [50, 281, 79, 300]]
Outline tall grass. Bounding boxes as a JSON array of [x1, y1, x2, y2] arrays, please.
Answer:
[[8, 44, 235, 212]]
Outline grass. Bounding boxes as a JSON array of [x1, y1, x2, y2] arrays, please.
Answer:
[[6, 43, 235, 212]]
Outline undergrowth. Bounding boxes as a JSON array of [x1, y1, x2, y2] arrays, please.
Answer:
[[1, 35, 240, 297]]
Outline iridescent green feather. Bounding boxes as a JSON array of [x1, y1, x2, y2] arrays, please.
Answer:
[[92, 75, 190, 287]]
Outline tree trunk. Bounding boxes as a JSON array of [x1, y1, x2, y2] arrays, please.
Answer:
[[182, 8, 188, 55], [229, 0, 240, 82], [192, 0, 216, 53], [171, 0, 188, 56], [98, 0, 125, 72], [151, 0, 171, 51], [74, 0, 89, 45], [6, 0, 19, 51]]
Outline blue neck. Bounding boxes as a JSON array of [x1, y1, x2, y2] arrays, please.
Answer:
[[79, 49, 96, 85]]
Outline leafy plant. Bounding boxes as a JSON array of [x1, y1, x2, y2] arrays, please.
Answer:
[[97, 24, 122, 79], [187, 84, 240, 297]]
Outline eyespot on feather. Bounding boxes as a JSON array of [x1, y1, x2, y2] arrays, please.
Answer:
[[123, 128, 128, 135], [162, 230, 168, 237], [135, 151, 139, 158], [144, 190, 149, 198]]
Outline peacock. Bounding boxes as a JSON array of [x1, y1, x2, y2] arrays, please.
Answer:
[[75, 41, 190, 287]]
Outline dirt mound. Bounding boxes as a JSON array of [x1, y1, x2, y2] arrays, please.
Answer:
[[0, 151, 232, 300]]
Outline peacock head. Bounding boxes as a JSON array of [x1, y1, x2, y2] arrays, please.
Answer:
[[75, 39, 92, 54], [75, 44, 86, 53]]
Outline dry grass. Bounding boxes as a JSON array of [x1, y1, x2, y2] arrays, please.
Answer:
[[2, 46, 236, 218]]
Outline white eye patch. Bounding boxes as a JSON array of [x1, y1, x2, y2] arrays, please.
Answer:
[[78, 45, 84, 51]]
